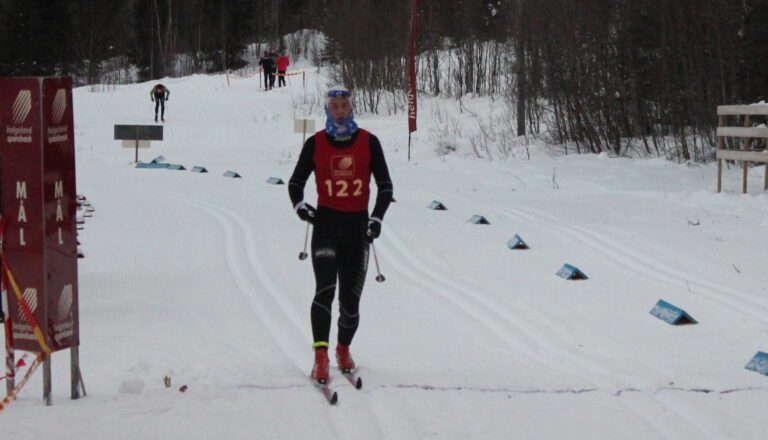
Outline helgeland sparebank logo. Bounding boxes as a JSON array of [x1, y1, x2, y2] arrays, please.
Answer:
[[12, 90, 32, 125], [57, 284, 73, 321], [11, 287, 40, 342], [6, 90, 33, 144], [54, 284, 76, 341], [17, 287, 38, 317], [52, 89, 67, 124], [47, 88, 69, 143]]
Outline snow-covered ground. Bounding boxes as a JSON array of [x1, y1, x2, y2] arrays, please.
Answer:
[[3, 64, 768, 439]]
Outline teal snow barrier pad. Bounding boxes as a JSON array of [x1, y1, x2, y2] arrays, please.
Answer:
[[150, 155, 165, 163], [745, 352, 768, 376], [428, 200, 447, 210], [649, 299, 697, 325], [136, 162, 170, 169], [468, 215, 490, 225], [223, 171, 242, 178], [507, 234, 529, 250], [556, 263, 588, 280], [191, 166, 208, 173], [267, 177, 285, 184]]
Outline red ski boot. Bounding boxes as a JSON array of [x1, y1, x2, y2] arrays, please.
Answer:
[[311, 347, 330, 383], [336, 344, 356, 373]]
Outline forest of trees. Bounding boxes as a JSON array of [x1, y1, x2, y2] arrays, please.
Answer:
[[1, 0, 766, 161]]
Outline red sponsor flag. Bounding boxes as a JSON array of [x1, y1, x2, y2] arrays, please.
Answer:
[[407, 0, 418, 133]]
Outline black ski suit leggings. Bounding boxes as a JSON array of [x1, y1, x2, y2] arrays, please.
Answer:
[[310, 208, 369, 346], [154, 98, 165, 120]]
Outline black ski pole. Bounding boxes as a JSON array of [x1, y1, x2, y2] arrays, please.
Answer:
[[298, 222, 310, 260], [371, 242, 385, 282]]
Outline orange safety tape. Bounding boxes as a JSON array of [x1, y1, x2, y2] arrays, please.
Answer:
[[0, 257, 52, 355], [0, 353, 44, 414], [0, 354, 29, 381], [231, 72, 258, 79], [252, 68, 304, 77]]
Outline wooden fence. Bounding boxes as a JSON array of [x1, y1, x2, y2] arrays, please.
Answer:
[[716, 104, 768, 193]]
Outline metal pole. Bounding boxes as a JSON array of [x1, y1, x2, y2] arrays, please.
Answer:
[[2, 258, 14, 395], [370, 242, 386, 282], [71, 346, 86, 399], [135, 127, 139, 163], [43, 356, 51, 406], [408, 132, 412, 162], [3, 313, 13, 396]]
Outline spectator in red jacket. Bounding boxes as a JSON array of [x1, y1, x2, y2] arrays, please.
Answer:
[[276, 52, 290, 88]]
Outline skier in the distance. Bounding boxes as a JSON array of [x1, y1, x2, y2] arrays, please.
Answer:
[[289, 86, 393, 384], [150, 84, 170, 122]]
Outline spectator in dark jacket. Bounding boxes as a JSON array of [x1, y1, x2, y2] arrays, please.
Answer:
[[258, 50, 276, 91]]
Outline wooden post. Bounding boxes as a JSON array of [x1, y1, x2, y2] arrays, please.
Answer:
[[743, 115, 750, 194], [717, 115, 723, 193]]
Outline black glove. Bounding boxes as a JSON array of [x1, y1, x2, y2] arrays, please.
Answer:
[[295, 202, 316, 224], [365, 218, 382, 243]]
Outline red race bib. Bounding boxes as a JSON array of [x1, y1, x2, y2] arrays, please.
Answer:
[[313, 130, 371, 212]]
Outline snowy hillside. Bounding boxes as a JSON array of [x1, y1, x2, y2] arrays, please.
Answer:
[[3, 65, 768, 439]]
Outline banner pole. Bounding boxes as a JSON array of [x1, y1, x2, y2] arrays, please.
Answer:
[[407, 0, 419, 162], [71, 346, 86, 399], [43, 357, 51, 405], [408, 132, 412, 162], [1, 251, 14, 395], [3, 312, 13, 396]]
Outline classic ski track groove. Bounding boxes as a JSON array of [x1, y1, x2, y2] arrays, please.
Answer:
[[158, 159, 709, 435], [159, 190, 388, 435], [392, 188, 716, 438], [505, 203, 768, 321], [385, 233, 717, 438], [417, 185, 768, 325], [411, 186, 766, 435]]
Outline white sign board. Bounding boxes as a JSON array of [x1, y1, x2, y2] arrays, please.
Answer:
[[293, 119, 316, 133]]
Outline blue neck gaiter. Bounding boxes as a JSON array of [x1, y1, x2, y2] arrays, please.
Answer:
[[324, 106, 358, 140]]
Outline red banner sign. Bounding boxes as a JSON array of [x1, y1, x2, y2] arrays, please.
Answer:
[[42, 77, 79, 351], [0, 77, 79, 353], [408, 0, 418, 133]]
